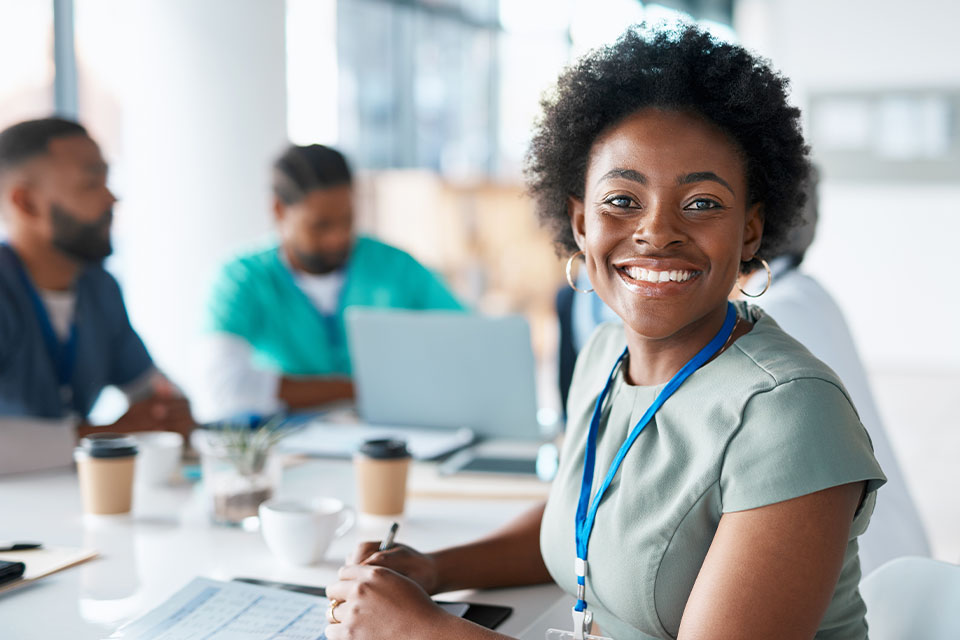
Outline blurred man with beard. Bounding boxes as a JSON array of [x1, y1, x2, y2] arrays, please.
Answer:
[[0, 118, 193, 469], [198, 144, 463, 420]]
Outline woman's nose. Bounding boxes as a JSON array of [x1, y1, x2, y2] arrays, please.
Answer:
[[632, 202, 684, 249]]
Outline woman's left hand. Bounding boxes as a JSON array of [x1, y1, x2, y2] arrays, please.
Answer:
[[324, 563, 455, 640]]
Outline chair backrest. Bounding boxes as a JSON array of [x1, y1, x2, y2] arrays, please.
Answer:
[[861, 556, 960, 640]]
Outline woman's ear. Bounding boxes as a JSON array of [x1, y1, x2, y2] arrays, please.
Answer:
[[741, 203, 764, 262], [568, 195, 586, 250]]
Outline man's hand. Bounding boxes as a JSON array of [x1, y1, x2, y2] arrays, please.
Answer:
[[78, 392, 195, 439], [112, 394, 194, 438]]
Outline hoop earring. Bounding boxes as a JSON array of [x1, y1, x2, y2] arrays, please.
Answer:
[[565, 250, 594, 293], [738, 257, 772, 298]]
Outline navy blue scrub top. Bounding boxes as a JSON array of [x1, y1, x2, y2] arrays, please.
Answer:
[[0, 244, 153, 419]]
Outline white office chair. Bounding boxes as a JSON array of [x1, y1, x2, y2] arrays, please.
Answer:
[[861, 556, 960, 640]]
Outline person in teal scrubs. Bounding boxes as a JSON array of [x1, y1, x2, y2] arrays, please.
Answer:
[[198, 144, 463, 420]]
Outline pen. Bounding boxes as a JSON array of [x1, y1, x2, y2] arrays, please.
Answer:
[[0, 542, 43, 552], [378, 522, 399, 552]]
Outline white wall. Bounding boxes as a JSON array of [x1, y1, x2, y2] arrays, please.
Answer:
[[735, 0, 960, 561], [736, 0, 960, 371], [77, 0, 289, 402]]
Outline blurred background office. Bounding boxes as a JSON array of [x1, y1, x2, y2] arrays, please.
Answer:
[[0, 0, 956, 561]]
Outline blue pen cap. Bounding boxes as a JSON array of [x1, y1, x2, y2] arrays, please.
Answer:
[[79, 433, 139, 459]]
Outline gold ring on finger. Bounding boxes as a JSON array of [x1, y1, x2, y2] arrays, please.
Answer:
[[328, 598, 342, 624]]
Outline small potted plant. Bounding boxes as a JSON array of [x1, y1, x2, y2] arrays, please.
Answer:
[[194, 416, 289, 525]]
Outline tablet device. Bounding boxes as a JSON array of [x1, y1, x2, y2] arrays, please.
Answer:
[[439, 450, 540, 476], [232, 577, 513, 630]]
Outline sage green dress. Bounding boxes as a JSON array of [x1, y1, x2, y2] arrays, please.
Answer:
[[540, 303, 886, 639]]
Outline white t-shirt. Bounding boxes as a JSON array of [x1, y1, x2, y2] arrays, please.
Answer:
[[39, 289, 76, 341]]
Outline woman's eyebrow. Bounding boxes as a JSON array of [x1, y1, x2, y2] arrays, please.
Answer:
[[599, 168, 647, 184], [678, 171, 734, 195]]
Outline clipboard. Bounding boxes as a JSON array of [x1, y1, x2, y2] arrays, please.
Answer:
[[232, 577, 513, 630], [0, 546, 99, 595]]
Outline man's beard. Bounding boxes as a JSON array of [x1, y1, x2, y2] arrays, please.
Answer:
[[293, 247, 350, 275], [50, 203, 113, 263]]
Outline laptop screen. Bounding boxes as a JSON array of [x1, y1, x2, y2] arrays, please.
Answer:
[[345, 309, 541, 441]]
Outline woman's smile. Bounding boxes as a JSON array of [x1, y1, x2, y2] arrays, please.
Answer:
[[570, 107, 763, 347], [613, 257, 704, 295]]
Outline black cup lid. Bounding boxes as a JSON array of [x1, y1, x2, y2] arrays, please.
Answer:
[[357, 438, 410, 460], [80, 433, 139, 458]]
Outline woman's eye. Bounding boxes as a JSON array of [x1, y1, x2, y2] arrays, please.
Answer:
[[685, 198, 722, 211], [604, 195, 635, 208]]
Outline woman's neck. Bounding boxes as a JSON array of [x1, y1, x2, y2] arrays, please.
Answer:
[[622, 305, 748, 386]]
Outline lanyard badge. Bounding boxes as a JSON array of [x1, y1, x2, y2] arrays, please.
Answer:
[[547, 303, 737, 640]]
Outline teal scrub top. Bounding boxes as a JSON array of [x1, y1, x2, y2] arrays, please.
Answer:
[[205, 236, 464, 375]]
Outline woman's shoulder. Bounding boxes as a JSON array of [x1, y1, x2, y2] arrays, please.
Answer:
[[732, 302, 849, 396], [719, 304, 886, 513]]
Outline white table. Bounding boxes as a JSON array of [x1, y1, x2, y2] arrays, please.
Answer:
[[0, 459, 565, 638]]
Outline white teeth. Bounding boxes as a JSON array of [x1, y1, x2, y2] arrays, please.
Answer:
[[623, 267, 695, 283]]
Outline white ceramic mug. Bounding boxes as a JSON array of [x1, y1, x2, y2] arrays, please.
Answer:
[[131, 431, 184, 486], [259, 498, 355, 566]]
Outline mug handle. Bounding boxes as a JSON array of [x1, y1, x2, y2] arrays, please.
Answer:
[[336, 506, 356, 538]]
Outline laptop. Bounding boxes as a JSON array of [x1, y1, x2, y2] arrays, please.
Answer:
[[347, 309, 542, 440], [276, 309, 549, 469]]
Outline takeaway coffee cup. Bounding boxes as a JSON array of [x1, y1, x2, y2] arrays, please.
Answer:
[[353, 439, 411, 516], [259, 498, 355, 566], [74, 433, 139, 515], [131, 431, 183, 486]]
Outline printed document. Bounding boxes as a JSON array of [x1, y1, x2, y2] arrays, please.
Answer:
[[108, 577, 329, 640]]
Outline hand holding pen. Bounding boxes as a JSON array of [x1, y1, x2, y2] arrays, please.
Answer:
[[378, 522, 399, 552], [348, 521, 441, 595]]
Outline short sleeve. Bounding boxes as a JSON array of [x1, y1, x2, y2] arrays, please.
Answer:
[[206, 260, 262, 339], [721, 377, 886, 514]]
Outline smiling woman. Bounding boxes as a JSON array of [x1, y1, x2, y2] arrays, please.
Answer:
[[568, 109, 763, 383], [321, 25, 886, 640]]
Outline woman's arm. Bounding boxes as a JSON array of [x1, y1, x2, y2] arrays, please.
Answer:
[[353, 501, 551, 594], [678, 481, 865, 640], [433, 500, 552, 591], [324, 502, 551, 640]]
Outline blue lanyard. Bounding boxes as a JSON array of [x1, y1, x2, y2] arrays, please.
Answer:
[[572, 302, 737, 616], [2, 243, 79, 401], [280, 254, 350, 359]]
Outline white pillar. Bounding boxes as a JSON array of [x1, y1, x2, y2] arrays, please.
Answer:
[[84, 1, 288, 403]]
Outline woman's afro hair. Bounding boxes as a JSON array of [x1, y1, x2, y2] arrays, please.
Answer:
[[525, 24, 811, 267]]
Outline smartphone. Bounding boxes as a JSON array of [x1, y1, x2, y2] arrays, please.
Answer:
[[0, 560, 25, 586]]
